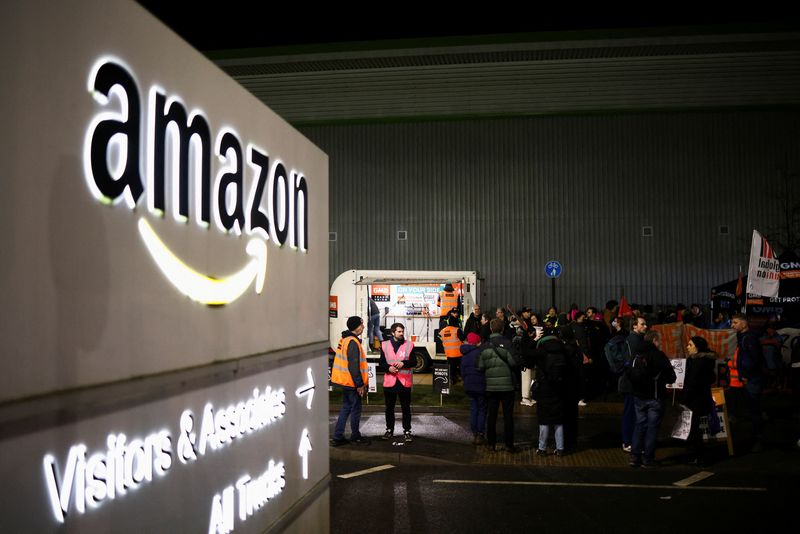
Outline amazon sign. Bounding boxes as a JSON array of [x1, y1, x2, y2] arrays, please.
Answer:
[[85, 58, 308, 306], [1, 1, 328, 531]]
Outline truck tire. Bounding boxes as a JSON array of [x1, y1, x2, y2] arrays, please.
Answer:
[[411, 348, 432, 373]]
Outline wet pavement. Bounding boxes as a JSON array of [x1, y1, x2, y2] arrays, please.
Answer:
[[330, 387, 800, 533], [330, 390, 800, 471]]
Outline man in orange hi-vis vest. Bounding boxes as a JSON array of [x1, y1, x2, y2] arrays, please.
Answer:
[[331, 316, 371, 447], [440, 314, 465, 383], [438, 283, 461, 318]]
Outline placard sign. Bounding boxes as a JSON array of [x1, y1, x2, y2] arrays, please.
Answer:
[[666, 358, 686, 389], [670, 408, 693, 440], [433, 364, 451, 395], [368, 363, 378, 393]]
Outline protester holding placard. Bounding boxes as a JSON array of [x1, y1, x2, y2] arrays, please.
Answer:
[[682, 336, 717, 465]]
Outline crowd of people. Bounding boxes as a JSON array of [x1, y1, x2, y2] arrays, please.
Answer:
[[331, 299, 783, 465]]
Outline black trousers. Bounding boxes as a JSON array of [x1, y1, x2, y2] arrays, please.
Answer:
[[686, 408, 705, 457], [384, 389, 412, 432], [486, 390, 515, 447], [447, 357, 461, 380]]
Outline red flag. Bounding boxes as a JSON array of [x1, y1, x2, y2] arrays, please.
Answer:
[[735, 266, 743, 299], [618, 296, 633, 317]]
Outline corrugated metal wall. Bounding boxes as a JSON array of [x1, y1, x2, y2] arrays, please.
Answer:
[[236, 52, 800, 123], [302, 110, 799, 312]]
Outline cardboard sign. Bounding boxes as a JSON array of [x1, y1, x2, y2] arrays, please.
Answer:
[[671, 408, 692, 440], [700, 411, 728, 440], [666, 358, 686, 389]]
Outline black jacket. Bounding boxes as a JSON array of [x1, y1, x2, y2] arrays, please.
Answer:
[[630, 342, 676, 400], [464, 313, 482, 336], [682, 352, 716, 413], [736, 330, 764, 380], [533, 336, 573, 425]]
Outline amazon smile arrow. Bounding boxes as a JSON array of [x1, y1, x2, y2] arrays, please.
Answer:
[[137, 218, 267, 306]]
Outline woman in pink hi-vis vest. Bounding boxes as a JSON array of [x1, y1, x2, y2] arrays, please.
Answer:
[[379, 323, 417, 442]]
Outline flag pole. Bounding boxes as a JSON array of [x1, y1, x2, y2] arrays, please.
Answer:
[[737, 265, 745, 315]]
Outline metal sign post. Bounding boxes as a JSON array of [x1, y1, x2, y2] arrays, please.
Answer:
[[545, 260, 562, 309]]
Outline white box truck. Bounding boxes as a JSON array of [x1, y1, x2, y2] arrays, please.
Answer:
[[329, 270, 481, 371]]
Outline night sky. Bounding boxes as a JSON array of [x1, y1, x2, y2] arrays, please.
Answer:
[[134, 4, 798, 52]]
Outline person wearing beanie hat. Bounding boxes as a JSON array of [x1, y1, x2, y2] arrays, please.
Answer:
[[439, 314, 465, 383], [331, 316, 371, 446], [346, 316, 363, 331], [460, 332, 487, 444]]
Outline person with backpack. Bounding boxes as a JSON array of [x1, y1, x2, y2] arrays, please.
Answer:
[[629, 330, 677, 468], [478, 318, 520, 452], [533, 330, 573, 456], [616, 316, 648, 452]]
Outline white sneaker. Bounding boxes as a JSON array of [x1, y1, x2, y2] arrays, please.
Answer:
[[520, 399, 534, 406], [578, 400, 588, 407], [622, 444, 632, 452]]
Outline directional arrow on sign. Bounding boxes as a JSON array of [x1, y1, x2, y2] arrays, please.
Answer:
[[296, 368, 315, 409], [298, 429, 312, 480]]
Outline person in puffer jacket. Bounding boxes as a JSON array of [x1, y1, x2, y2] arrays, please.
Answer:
[[478, 319, 520, 452], [461, 332, 487, 444]]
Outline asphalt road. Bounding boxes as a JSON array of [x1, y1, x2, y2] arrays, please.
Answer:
[[330, 457, 796, 533]]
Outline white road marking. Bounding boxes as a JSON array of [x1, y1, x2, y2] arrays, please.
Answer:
[[433, 479, 765, 492], [673, 471, 715, 487], [394, 481, 410, 532], [338, 464, 396, 479]]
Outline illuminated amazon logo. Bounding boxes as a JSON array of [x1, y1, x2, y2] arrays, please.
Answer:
[[83, 58, 308, 305]]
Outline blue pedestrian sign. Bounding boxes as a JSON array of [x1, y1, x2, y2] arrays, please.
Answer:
[[545, 260, 562, 279]]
